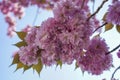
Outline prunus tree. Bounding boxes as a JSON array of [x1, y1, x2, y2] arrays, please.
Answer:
[[0, 0, 120, 80]]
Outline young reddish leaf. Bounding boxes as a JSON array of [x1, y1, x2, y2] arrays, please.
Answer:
[[23, 65, 32, 73], [75, 62, 79, 70], [32, 60, 43, 74], [16, 31, 27, 40], [116, 25, 120, 33], [105, 23, 113, 31], [10, 54, 20, 66], [93, 33, 100, 38], [15, 62, 25, 71], [14, 61, 32, 72], [14, 41, 27, 48], [56, 60, 62, 68], [102, 12, 108, 21]]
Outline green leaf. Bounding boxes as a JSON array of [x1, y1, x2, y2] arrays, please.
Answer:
[[16, 31, 27, 40], [75, 62, 79, 70], [105, 23, 114, 31], [56, 60, 62, 68], [102, 12, 107, 21], [32, 60, 43, 74], [37, 0, 46, 3], [116, 25, 120, 33], [23, 65, 32, 73], [14, 41, 27, 48], [15, 62, 32, 72], [10, 54, 20, 66], [15, 62, 24, 71], [93, 33, 100, 38]]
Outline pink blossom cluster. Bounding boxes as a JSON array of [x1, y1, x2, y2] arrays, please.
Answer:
[[112, 0, 119, 3], [9, 0, 90, 9], [0, 0, 24, 16], [5, 15, 16, 37], [25, 27, 37, 44], [35, 0, 94, 66], [7, 0, 115, 75], [53, 0, 89, 22], [9, 0, 60, 9], [106, 0, 120, 25], [76, 37, 113, 75], [18, 44, 39, 66], [15, 0, 113, 75], [0, 0, 24, 37], [117, 49, 120, 58]]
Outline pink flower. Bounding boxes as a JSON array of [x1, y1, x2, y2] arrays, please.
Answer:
[[7, 26, 16, 37], [12, 4, 25, 18], [117, 50, 120, 58], [40, 50, 57, 66], [5, 15, 16, 37], [106, 1, 120, 25], [35, 0, 96, 65], [25, 27, 38, 44], [18, 44, 39, 66], [76, 37, 113, 75], [22, 25, 32, 33], [69, 0, 89, 11], [112, 0, 119, 3], [35, 18, 59, 66], [53, 0, 89, 22], [5, 15, 16, 26]]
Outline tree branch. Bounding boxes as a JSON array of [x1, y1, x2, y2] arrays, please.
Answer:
[[87, 0, 108, 21], [111, 66, 120, 80], [32, 7, 39, 26], [106, 44, 120, 55], [93, 22, 107, 33]]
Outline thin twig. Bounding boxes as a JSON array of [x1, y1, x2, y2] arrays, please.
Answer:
[[87, 0, 108, 21], [32, 7, 39, 26], [92, 0, 95, 13], [106, 44, 120, 55], [93, 22, 107, 33], [111, 66, 120, 80]]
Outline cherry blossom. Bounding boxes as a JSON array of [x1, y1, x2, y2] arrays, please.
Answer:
[[76, 37, 113, 75], [18, 44, 39, 66], [106, 1, 120, 25]]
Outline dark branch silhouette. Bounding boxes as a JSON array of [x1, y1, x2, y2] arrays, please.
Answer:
[[87, 0, 108, 21], [106, 44, 120, 55], [111, 66, 120, 80], [93, 22, 107, 33]]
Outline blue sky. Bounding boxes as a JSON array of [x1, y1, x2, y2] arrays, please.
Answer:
[[0, 1, 120, 80]]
